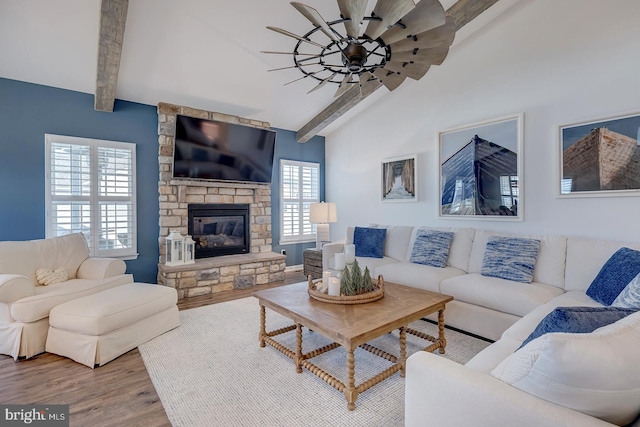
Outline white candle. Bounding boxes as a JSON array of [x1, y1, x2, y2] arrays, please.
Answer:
[[323, 271, 331, 290], [334, 253, 345, 271], [345, 244, 356, 264], [328, 277, 340, 296]]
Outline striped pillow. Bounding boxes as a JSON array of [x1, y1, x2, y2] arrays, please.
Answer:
[[612, 273, 640, 309], [409, 230, 454, 268], [481, 236, 540, 283]]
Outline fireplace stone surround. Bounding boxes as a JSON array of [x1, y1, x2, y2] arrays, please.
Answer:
[[156, 103, 285, 298]]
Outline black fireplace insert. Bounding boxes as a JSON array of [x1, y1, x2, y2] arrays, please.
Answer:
[[188, 204, 250, 258]]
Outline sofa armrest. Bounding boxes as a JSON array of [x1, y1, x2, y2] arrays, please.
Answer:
[[322, 242, 344, 271], [0, 274, 35, 303], [76, 257, 126, 279], [405, 352, 614, 427]]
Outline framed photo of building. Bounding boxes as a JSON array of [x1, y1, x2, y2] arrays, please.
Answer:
[[439, 114, 523, 220], [559, 112, 640, 198], [381, 154, 418, 203]]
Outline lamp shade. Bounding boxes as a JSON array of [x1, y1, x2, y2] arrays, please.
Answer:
[[309, 202, 337, 224]]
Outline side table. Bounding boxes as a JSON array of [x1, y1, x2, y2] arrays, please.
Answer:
[[303, 248, 323, 279]]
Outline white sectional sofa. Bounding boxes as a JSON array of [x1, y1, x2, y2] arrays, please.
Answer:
[[0, 233, 133, 359], [323, 225, 640, 425]]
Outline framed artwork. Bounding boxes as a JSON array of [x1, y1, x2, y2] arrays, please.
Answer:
[[381, 154, 418, 203], [439, 114, 523, 220], [559, 112, 640, 198]]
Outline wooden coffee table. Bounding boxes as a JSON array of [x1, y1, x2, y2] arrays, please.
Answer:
[[253, 281, 453, 410]]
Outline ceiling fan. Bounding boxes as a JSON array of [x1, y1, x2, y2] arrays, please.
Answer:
[[265, 0, 456, 97]]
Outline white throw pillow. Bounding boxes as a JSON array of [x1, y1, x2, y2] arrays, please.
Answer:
[[35, 267, 68, 286], [491, 311, 640, 425]]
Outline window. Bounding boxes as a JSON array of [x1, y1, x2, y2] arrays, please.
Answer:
[[500, 175, 519, 209], [280, 159, 319, 244], [45, 134, 137, 258]]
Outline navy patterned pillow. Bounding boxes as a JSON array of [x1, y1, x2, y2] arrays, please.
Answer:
[[409, 229, 454, 268], [519, 306, 637, 349], [353, 227, 387, 258], [481, 236, 541, 283], [586, 248, 640, 306]]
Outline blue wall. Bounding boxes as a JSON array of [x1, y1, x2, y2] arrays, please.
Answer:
[[270, 129, 326, 266], [0, 77, 325, 281]]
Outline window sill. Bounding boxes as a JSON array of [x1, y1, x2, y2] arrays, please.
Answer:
[[278, 239, 315, 246]]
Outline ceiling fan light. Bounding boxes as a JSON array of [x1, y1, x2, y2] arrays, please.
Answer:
[[342, 42, 367, 72]]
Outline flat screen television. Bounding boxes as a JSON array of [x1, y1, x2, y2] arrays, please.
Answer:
[[173, 114, 277, 183]]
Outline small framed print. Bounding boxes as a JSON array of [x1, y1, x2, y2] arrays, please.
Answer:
[[381, 154, 418, 203], [559, 112, 640, 198]]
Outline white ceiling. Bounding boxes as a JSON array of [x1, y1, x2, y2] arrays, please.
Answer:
[[0, 0, 520, 137]]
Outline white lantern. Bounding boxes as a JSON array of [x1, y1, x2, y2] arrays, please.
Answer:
[[165, 231, 185, 266], [184, 235, 196, 264]]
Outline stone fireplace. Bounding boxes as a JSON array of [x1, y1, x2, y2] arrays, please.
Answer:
[[155, 102, 285, 298]]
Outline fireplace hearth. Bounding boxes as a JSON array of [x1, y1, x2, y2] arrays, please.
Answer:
[[189, 203, 250, 258]]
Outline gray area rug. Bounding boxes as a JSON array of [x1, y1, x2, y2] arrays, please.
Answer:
[[139, 297, 490, 427]]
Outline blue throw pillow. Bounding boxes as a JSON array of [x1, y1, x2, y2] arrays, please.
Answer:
[[353, 227, 386, 258], [519, 306, 637, 349], [586, 247, 640, 306], [612, 273, 640, 309], [480, 236, 540, 283], [409, 230, 454, 268]]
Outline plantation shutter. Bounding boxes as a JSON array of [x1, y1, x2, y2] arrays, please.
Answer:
[[280, 159, 319, 244]]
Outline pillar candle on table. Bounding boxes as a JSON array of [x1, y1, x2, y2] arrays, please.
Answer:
[[328, 277, 340, 296], [345, 244, 356, 264], [323, 271, 331, 291], [334, 253, 345, 271]]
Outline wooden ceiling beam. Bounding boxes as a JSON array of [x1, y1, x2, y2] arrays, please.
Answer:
[[296, 0, 500, 142], [94, 0, 129, 112]]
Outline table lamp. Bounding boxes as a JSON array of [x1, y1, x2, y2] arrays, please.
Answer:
[[310, 202, 337, 249]]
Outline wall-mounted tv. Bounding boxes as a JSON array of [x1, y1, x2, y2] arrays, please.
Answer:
[[173, 115, 277, 184]]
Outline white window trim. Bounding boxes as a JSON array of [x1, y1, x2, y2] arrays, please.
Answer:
[[279, 159, 319, 245], [44, 134, 138, 259]]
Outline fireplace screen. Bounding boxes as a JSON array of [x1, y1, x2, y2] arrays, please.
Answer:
[[188, 204, 250, 258]]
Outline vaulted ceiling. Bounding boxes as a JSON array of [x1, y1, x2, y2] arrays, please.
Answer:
[[0, 0, 520, 140]]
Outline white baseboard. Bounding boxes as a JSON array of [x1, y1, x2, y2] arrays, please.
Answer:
[[285, 264, 303, 272]]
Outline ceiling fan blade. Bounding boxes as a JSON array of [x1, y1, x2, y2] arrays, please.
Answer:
[[364, 0, 415, 41], [372, 68, 406, 91], [379, 0, 446, 45], [284, 71, 321, 85], [261, 51, 318, 56], [383, 60, 430, 80], [391, 47, 449, 66], [267, 26, 326, 48], [334, 74, 354, 97], [307, 72, 338, 94], [388, 16, 455, 52], [268, 63, 320, 72], [359, 72, 383, 96], [337, 0, 368, 38], [290, 2, 340, 42]]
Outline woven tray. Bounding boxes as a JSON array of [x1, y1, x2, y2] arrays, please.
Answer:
[[307, 275, 385, 305]]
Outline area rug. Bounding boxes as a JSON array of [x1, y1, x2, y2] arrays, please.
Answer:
[[139, 297, 491, 427]]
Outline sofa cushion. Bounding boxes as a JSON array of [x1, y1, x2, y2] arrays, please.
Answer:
[[375, 263, 465, 293], [491, 311, 640, 425], [481, 236, 540, 283], [586, 247, 640, 305], [468, 230, 567, 288], [11, 275, 134, 322], [564, 237, 640, 292], [406, 227, 475, 272], [409, 230, 454, 268], [355, 256, 399, 278], [519, 306, 637, 349], [440, 273, 564, 317], [368, 224, 414, 261], [354, 227, 386, 258], [612, 273, 640, 309]]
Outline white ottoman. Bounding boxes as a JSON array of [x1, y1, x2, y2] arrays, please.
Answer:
[[46, 283, 180, 368]]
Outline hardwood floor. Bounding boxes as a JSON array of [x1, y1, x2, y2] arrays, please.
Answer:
[[0, 271, 307, 427]]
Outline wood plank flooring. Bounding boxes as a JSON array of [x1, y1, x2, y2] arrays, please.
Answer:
[[0, 271, 306, 427]]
